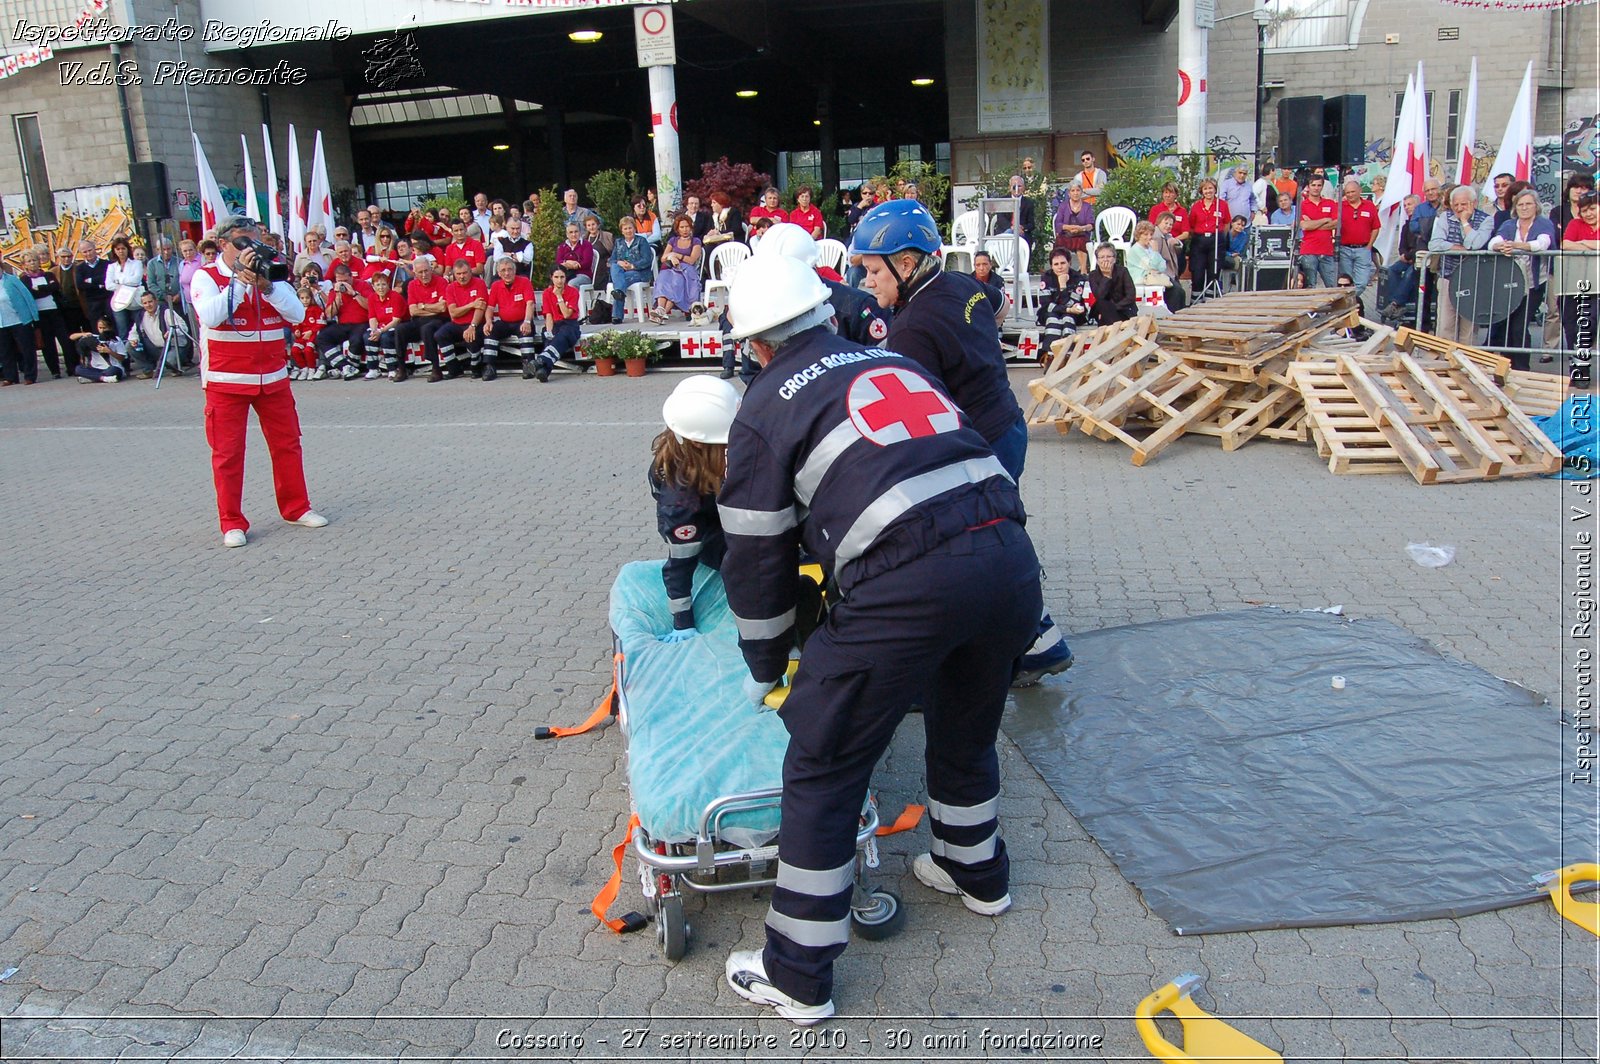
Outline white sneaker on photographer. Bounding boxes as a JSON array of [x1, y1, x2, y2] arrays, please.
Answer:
[[724, 950, 834, 1026], [222, 529, 247, 548], [912, 853, 1011, 915]]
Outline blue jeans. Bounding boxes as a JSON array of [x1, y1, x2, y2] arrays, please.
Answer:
[[1384, 260, 1417, 307], [608, 265, 653, 321], [1299, 253, 1336, 288], [1337, 245, 1374, 301]]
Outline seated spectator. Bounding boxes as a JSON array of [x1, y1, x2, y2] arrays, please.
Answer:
[[328, 240, 365, 283], [289, 286, 323, 380], [1253, 161, 1279, 222], [314, 261, 373, 380], [125, 289, 189, 377], [609, 215, 655, 325], [788, 186, 825, 239], [1149, 214, 1188, 312], [1148, 183, 1191, 273], [394, 255, 449, 382], [441, 221, 488, 279], [456, 206, 474, 231], [584, 214, 615, 286], [703, 192, 744, 250], [391, 238, 416, 291], [1381, 194, 1423, 317], [749, 186, 788, 227], [651, 214, 703, 323], [472, 193, 494, 241], [331, 225, 354, 251], [366, 226, 400, 265], [1036, 248, 1092, 360], [561, 187, 597, 231], [971, 250, 1006, 310], [294, 229, 331, 276], [1052, 184, 1094, 272], [1223, 215, 1251, 280], [1269, 196, 1297, 226], [529, 266, 583, 382], [493, 219, 534, 279], [631, 196, 660, 244], [555, 222, 595, 288], [70, 315, 127, 383], [297, 261, 330, 299], [847, 184, 877, 236], [749, 215, 776, 246], [484, 256, 538, 381], [1127, 220, 1184, 312], [683, 194, 712, 241], [438, 258, 489, 378], [365, 271, 409, 378], [1087, 243, 1137, 324]]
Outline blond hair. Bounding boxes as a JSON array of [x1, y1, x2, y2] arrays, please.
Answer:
[[652, 430, 727, 497]]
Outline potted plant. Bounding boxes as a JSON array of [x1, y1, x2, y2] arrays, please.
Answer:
[[581, 328, 658, 377]]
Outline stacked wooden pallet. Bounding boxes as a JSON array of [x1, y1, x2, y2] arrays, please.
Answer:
[[1023, 289, 1566, 484]]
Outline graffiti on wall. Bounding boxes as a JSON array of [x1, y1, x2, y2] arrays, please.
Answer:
[[1111, 132, 1246, 164], [1, 189, 136, 272]]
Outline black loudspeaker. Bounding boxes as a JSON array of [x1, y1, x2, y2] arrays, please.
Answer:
[[128, 161, 169, 218], [1277, 96, 1324, 168], [1247, 263, 1295, 292], [1322, 95, 1367, 169]]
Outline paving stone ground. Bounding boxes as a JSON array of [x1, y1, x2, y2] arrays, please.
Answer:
[[0, 367, 1594, 1062]]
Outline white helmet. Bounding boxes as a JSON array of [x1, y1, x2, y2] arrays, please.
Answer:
[[752, 221, 819, 268], [727, 254, 831, 341], [662, 375, 741, 444]]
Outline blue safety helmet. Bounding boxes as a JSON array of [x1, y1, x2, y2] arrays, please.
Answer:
[[847, 200, 942, 258]]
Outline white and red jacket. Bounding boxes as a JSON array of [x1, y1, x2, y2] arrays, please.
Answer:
[[190, 260, 305, 394]]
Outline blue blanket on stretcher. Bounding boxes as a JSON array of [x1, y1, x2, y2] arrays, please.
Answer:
[[609, 560, 787, 848], [1533, 395, 1598, 479]]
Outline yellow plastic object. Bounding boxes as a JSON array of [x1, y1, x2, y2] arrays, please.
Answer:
[[763, 660, 801, 710], [1134, 974, 1282, 1064], [798, 563, 825, 586], [1539, 863, 1600, 937]]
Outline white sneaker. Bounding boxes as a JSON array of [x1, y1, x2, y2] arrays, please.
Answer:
[[292, 510, 329, 528], [912, 853, 1011, 915], [363, 369, 380, 380], [222, 529, 247, 548], [724, 950, 835, 1026], [312, 368, 328, 380]]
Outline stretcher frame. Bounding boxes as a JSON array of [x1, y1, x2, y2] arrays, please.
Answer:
[[610, 634, 903, 962]]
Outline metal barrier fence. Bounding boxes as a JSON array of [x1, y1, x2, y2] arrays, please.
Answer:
[[1403, 249, 1598, 370]]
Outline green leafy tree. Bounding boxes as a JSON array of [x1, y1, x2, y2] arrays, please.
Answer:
[[585, 169, 639, 232], [870, 160, 952, 226], [526, 184, 564, 281], [965, 161, 1064, 271], [1093, 157, 1177, 219]]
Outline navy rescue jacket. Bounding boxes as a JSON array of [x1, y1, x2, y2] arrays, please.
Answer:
[[823, 278, 892, 347], [718, 326, 1025, 683], [649, 466, 725, 631], [885, 268, 1022, 445]]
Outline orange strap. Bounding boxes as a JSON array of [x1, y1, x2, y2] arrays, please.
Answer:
[[876, 803, 926, 836], [538, 652, 621, 739], [590, 812, 646, 934]]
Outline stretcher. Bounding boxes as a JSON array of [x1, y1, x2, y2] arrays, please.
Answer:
[[606, 559, 905, 961]]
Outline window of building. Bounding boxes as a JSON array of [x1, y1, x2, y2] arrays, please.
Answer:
[[1263, 0, 1370, 52], [1393, 89, 1435, 153], [13, 114, 54, 227], [373, 176, 463, 214], [838, 147, 885, 184], [787, 150, 821, 189], [1445, 89, 1461, 162], [351, 87, 540, 127]]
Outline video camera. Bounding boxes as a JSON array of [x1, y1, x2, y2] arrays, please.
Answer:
[[227, 235, 290, 284]]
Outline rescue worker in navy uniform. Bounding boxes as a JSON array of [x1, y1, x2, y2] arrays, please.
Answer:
[[851, 199, 1073, 686], [718, 255, 1043, 1024]]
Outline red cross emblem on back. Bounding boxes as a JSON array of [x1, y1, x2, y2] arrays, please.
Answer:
[[847, 367, 961, 445]]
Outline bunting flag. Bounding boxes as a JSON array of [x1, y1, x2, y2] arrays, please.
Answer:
[[1375, 72, 1427, 265], [240, 133, 258, 225], [192, 132, 229, 236], [306, 130, 333, 238], [1454, 57, 1478, 187], [287, 124, 305, 252], [1480, 61, 1535, 202], [262, 124, 283, 241]]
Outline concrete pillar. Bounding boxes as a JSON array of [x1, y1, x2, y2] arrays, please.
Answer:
[[1177, 0, 1209, 155]]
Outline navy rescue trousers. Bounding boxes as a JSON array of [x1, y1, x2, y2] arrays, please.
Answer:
[[763, 517, 1042, 1006]]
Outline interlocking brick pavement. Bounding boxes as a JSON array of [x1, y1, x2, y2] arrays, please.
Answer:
[[0, 368, 1593, 1062]]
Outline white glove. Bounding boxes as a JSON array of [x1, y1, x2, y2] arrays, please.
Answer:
[[742, 673, 777, 707]]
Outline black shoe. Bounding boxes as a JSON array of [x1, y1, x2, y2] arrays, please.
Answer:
[[719, 368, 737, 379], [483, 364, 497, 381], [521, 359, 536, 380], [534, 359, 552, 383], [428, 369, 444, 382]]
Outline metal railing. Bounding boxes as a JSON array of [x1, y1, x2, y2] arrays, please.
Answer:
[[1402, 248, 1598, 368]]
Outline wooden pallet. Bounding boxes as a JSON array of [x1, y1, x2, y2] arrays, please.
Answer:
[[1157, 289, 1360, 356], [1394, 326, 1512, 381], [1502, 370, 1569, 417], [1025, 321, 1155, 429], [1184, 380, 1306, 451], [1068, 351, 1231, 465], [1327, 351, 1563, 483]]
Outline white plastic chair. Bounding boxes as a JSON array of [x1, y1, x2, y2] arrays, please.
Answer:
[[940, 210, 983, 273], [982, 237, 1035, 319], [1095, 206, 1137, 253], [815, 238, 848, 276], [703, 242, 752, 317]]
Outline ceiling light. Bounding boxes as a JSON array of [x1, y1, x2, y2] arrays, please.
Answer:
[[735, 89, 758, 99], [812, 119, 821, 126], [491, 143, 510, 151], [568, 29, 603, 43], [911, 77, 935, 87]]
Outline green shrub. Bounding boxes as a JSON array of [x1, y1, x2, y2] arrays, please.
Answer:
[[1094, 157, 1176, 218], [420, 195, 466, 218], [586, 169, 639, 232], [869, 160, 951, 226], [525, 185, 564, 281]]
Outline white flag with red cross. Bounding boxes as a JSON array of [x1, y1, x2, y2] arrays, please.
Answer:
[[192, 133, 228, 236]]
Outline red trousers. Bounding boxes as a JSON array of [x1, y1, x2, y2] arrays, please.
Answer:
[[203, 385, 312, 534]]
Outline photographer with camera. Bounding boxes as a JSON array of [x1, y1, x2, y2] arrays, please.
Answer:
[[190, 216, 327, 548]]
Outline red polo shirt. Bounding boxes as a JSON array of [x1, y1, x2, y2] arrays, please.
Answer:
[[442, 239, 486, 273], [407, 275, 448, 316], [1566, 218, 1600, 243], [1187, 198, 1230, 236], [368, 290, 407, 329], [327, 279, 374, 324], [489, 276, 536, 324], [445, 278, 488, 325], [1300, 196, 1337, 255], [1149, 202, 1189, 238], [749, 205, 789, 225], [1339, 198, 1380, 247], [542, 285, 580, 322], [788, 205, 824, 237]]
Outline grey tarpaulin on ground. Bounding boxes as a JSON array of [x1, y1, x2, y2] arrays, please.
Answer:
[[1005, 608, 1593, 935]]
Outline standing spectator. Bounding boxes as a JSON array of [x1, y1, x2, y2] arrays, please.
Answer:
[[289, 286, 323, 380], [555, 222, 596, 287], [405, 207, 448, 245], [1220, 163, 1257, 229], [561, 188, 597, 230], [125, 290, 189, 377], [1148, 184, 1191, 274], [1020, 155, 1043, 195], [1554, 173, 1597, 235], [1488, 173, 1515, 230], [1253, 162, 1278, 223], [609, 215, 655, 324], [315, 261, 373, 380], [788, 186, 825, 239], [145, 237, 184, 313], [1559, 191, 1599, 361], [1052, 184, 1094, 273], [105, 237, 144, 342], [1429, 184, 1495, 344], [1069, 150, 1108, 205], [394, 256, 449, 382], [438, 258, 488, 378], [1273, 166, 1300, 208], [749, 187, 788, 226], [652, 214, 704, 323], [0, 260, 40, 386], [73, 239, 113, 328], [23, 249, 75, 378], [1487, 188, 1558, 363], [1411, 178, 1444, 241], [471, 192, 494, 245], [1187, 178, 1232, 299], [483, 255, 537, 380], [632, 196, 660, 244], [189, 216, 326, 547], [1087, 243, 1137, 324], [1336, 176, 1380, 307], [1296, 174, 1338, 288]]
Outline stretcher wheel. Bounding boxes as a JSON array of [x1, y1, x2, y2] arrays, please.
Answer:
[[657, 894, 688, 961], [851, 888, 905, 940]]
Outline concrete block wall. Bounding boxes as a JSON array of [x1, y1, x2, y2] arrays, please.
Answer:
[[0, 50, 132, 197]]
